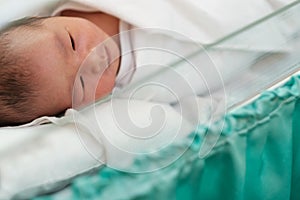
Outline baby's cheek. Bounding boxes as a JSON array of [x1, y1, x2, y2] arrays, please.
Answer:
[[95, 73, 116, 100]]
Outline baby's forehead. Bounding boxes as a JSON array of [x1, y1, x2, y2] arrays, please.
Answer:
[[5, 19, 49, 46], [10, 17, 48, 31]]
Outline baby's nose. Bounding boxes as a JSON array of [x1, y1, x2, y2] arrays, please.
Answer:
[[92, 52, 108, 74], [82, 46, 109, 75]]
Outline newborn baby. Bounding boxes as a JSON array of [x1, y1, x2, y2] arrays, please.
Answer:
[[0, 11, 121, 126], [0, 0, 289, 126]]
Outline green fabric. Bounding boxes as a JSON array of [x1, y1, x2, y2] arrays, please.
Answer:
[[35, 75, 300, 200]]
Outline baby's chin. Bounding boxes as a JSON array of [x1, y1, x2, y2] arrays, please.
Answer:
[[95, 64, 119, 98]]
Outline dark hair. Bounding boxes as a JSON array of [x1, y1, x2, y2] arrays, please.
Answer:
[[0, 17, 47, 126]]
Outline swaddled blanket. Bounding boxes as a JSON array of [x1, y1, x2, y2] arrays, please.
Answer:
[[49, 0, 293, 43], [1, 0, 293, 43]]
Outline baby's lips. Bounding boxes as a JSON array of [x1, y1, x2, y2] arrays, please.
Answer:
[[79, 45, 109, 76]]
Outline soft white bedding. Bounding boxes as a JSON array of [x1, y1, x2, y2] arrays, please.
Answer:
[[0, 99, 201, 199]]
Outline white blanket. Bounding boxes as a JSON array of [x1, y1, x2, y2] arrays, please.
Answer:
[[47, 0, 293, 43], [1, 0, 293, 43]]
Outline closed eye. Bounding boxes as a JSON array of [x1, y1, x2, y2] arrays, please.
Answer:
[[68, 32, 76, 51], [80, 76, 85, 89]]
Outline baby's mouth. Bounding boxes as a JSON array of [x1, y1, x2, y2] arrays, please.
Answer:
[[88, 44, 111, 74], [104, 45, 111, 68]]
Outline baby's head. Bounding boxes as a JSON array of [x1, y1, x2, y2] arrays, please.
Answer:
[[0, 16, 120, 126]]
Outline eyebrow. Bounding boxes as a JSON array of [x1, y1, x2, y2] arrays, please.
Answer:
[[2, 16, 48, 32]]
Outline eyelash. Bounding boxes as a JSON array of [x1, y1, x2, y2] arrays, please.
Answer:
[[69, 33, 76, 50], [80, 76, 85, 89]]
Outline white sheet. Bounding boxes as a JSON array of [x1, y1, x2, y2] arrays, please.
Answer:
[[47, 0, 294, 44]]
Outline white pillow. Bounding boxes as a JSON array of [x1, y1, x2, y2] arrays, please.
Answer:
[[0, 99, 195, 199]]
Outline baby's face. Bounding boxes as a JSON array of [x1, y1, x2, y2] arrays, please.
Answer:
[[14, 16, 120, 117]]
